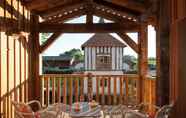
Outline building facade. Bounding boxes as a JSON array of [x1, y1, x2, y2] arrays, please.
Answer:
[[82, 33, 126, 75]]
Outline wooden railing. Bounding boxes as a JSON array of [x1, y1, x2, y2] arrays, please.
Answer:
[[40, 74, 142, 106], [143, 76, 156, 112], [0, 80, 29, 118], [0, 74, 156, 118]]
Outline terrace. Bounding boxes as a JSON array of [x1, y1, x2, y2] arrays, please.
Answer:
[[0, 0, 186, 118]]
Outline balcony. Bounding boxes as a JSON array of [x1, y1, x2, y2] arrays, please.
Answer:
[[0, 74, 156, 118]]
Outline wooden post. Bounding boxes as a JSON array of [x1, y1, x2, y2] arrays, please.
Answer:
[[138, 22, 148, 103], [87, 73, 93, 101], [28, 12, 40, 101], [156, 0, 171, 106]]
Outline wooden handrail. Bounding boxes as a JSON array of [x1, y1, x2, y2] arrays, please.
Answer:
[[40, 74, 143, 106], [40, 74, 139, 78]]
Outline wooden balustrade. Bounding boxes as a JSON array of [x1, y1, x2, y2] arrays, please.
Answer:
[[40, 74, 146, 106], [0, 74, 156, 118]]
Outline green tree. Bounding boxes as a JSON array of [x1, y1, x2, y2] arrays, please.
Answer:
[[61, 48, 84, 61], [40, 33, 52, 45]]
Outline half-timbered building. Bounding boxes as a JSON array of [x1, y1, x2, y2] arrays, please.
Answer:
[[82, 33, 126, 75], [1, 0, 186, 117]]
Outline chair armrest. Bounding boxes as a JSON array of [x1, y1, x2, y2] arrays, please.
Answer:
[[15, 111, 35, 116], [135, 103, 160, 110], [125, 109, 149, 118], [26, 100, 42, 110]]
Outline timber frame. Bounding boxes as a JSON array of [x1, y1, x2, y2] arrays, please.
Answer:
[[1, 0, 186, 117]]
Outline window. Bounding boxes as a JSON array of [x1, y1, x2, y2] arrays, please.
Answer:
[[96, 55, 111, 70]]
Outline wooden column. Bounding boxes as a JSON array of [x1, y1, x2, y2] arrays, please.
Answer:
[[138, 22, 148, 103], [156, 0, 171, 106], [169, 0, 186, 117], [28, 12, 40, 101]]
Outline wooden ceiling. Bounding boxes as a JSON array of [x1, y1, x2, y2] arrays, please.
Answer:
[[21, 0, 155, 24]]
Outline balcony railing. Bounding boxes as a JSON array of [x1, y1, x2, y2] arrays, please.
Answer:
[[40, 74, 153, 107], [0, 74, 156, 118]]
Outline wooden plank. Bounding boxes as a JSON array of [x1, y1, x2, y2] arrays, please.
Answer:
[[80, 78, 84, 102], [119, 76, 123, 104], [172, 17, 186, 117], [94, 9, 138, 24], [43, 9, 87, 24], [41, 77, 44, 106], [19, 38, 22, 102], [24, 38, 27, 103], [94, 0, 142, 17], [63, 78, 67, 104], [69, 78, 72, 105], [117, 33, 139, 53], [57, 77, 60, 103], [0, 0, 28, 20], [39, 2, 85, 18], [86, 0, 93, 24], [96, 77, 99, 102], [40, 32, 62, 53], [38, 23, 139, 33], [101, 77, 105, 105], [52, 78, 55, 104], [103, 0, 147, 13], [0, 32, 1, 115], [23, 0, 48, 10], [125, 77, 129, 104], [113, 77, 117, 105], [108, 76, 111, 105], [87, 74, 93, 101], [7, 35, 9, 118], [45, 77, 49, 106], [136, 77, 141, 104], [75, 79, 79, 102]]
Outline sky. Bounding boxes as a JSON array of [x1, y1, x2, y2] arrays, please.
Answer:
[[41, 16, 156, 58]]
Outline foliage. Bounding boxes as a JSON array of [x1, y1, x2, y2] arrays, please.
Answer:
[[40, 33, 52, 45], [62, 48, 84, 61], [123, 55, 137, 63]]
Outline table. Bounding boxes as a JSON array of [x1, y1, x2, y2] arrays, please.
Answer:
[[69, 102, 101, 118]]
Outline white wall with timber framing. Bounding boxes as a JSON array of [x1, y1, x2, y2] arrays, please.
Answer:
[[84, 46, 124, 72]]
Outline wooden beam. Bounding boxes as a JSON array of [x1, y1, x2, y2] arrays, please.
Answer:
[[38, 2, 85, 18], [94, 8, 139, 24], [38, 23, 139, 33], [93, 0, 142, 16], [42, 9, 86, 24], [0, 0, 28, 20], [22, 0, 48, 10], [86, 0, 93, 24], [117, 32, 139, 54], [40, 32, 62, 53], [0, 17, 30, 33], [104, 0, 147, 13]]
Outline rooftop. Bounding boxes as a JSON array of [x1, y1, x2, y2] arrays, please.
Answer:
[[81, 33, 126, 48], [43, 55, 74, 61]]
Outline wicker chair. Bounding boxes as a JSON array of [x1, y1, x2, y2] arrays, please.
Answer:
[[102, 105, 127, 118], [12, 100, 60, 118], [123, 103, 173, 118], [47, 103, 71, 118]]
